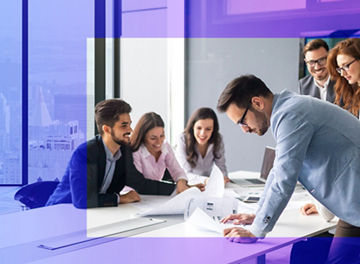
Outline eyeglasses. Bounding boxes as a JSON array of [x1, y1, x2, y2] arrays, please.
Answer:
[[336, 59, 357, 74], [305, 56, 327, 67], [238, 105, 250, 127]]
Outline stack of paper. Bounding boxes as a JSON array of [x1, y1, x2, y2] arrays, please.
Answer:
[[186, 207, 245, 234], [139, 166, 226, 216], [138, 187, 202, 216]]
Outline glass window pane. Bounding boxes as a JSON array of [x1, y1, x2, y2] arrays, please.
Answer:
[[0, 1, 22, 185], [28, 0, 93, 183]]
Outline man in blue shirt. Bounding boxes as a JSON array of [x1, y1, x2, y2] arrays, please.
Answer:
[[217, 74, 360, 263]]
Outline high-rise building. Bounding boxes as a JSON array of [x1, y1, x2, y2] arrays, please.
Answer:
[[28, 86, 84, 183]]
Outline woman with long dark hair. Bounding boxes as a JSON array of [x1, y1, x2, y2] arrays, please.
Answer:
[[176, 107, 229, 184], [130, 112, 204, 195]]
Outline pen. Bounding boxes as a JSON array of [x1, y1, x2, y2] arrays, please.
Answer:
[[160, 180, 176, 185]]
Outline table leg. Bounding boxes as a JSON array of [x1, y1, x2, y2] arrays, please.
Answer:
[[256, 254, 265, 264]]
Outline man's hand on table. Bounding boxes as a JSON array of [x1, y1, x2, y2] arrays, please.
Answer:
[[223, 227, 258, 243], [221, 213, 256, 225], [119, 190, 141, 204]]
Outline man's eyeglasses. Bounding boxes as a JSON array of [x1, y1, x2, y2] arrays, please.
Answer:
[[336, 59, 357, 74], [238, 105, 250, 127], [305, 56, 327, 67]]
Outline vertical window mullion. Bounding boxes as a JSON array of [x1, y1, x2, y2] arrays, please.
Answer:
[[113, 0, 121, 98], [22, 0, 28, 185], [94, 0, 106, 135]]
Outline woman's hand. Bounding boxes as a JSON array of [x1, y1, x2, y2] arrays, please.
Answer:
[[190, 183, 205, 191], [176, 179, 205, 193], [300, 203, 318, 215], [176, 179, 189, 193], [224, 176, 231, 184], [204, 176, 230, 185]]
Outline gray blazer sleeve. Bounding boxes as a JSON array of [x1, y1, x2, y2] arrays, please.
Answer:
[[298, 80, 302, 94]]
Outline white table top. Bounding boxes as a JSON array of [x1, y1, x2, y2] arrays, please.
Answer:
[[0, 170, 337, 264]]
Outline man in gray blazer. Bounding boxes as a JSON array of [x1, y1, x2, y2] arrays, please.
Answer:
[[299, 39, 335, 103]]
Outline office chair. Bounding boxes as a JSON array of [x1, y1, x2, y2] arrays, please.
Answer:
[[14, 181, 59, 209]]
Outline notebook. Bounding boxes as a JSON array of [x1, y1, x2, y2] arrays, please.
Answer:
[[232, 146, 275, 187]]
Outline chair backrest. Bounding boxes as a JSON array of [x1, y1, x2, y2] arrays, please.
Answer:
[[14, 181, 59, 209]]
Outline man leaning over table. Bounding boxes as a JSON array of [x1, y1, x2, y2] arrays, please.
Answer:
[[46, 99, 175, 209], [217, 74, 360, 264]]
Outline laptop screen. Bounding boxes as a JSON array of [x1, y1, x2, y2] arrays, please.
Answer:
[[260, 146, 275, 180]]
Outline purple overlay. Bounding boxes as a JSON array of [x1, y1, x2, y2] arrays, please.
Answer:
[[0, 0, 359, 263]]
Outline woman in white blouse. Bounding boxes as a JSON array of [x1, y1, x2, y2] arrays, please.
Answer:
[[176, 107, 229, 184]]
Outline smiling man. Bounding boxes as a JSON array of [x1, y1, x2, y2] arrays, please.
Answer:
[[46, 99, 175, 208], [299, 39, 336, 102], [217, 75, 360, 263]]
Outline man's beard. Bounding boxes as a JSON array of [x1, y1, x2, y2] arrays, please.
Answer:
[[312, 68, 328, 81], [252, 109, 269, 136], [111, 130, 131, 146], [257, 120, 269, 136]]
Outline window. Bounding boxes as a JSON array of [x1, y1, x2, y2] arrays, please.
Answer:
[[27, 1, 93, 183], [0, 1, 22, 185], [0, 0, 184, 187]]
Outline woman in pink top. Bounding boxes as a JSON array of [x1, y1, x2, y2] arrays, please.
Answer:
[[131, 112, 204, 194]]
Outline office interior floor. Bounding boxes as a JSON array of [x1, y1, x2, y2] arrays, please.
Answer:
[[0, 187, 22, 215]]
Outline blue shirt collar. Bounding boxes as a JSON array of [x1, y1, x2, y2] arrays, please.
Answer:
[[102, 139, 122, 162]]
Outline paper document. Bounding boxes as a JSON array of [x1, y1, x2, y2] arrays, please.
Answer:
[[186, 207, 223, 234], [139, 187, 202, 216], [186, 208, 244, 234], [185, 196, 238, 220], [203, 165, 225, 197], [139, 166, 226, 216], [237, 200, 258, 214]]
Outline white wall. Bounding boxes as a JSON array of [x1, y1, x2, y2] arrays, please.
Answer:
[[120, 0, 169, 132], [120, 0, 185, 145], [120, 38, 169, 128], [186, 38, 300, 172]]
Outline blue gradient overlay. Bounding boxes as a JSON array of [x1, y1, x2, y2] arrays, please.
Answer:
[[0, 0, 359, 263]]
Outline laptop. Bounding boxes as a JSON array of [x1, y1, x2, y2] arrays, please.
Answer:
[[231, 146, 275, 187]]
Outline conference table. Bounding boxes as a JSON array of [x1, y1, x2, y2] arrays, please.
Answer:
[[0, 171, 337, 264]]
